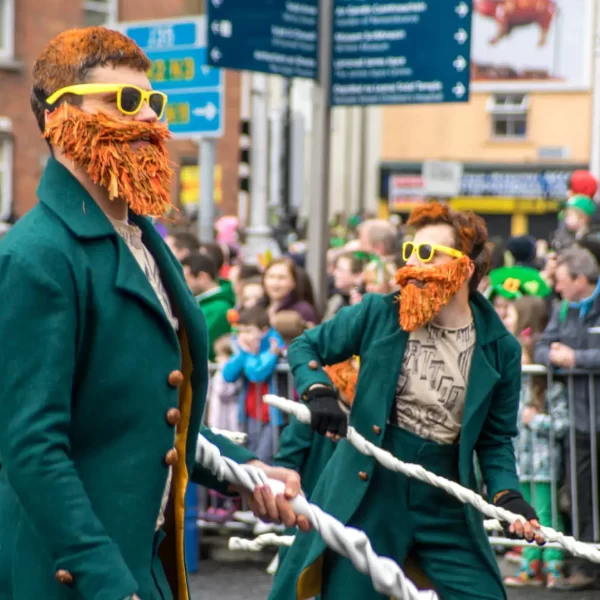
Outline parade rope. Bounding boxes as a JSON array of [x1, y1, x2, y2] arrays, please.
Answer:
[[229, 532, 296, 551], [263, 394, 600, 564], [196, 434, 438, 600]]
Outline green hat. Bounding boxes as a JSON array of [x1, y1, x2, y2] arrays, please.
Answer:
[[488, 266, 551, 300], [566, 194, 596, 216]]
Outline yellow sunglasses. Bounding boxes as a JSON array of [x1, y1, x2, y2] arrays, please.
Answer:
[[46, 83, 168, 120], [402, 241, 464, 263]]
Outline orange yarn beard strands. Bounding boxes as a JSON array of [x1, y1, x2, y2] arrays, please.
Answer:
[[324, 358, 359, 407], [395, 255, 472, 332], [44, 103, 175, 217]]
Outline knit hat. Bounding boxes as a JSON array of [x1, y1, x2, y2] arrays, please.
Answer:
[[488, 266, 551, 300], [505, 235, 536, 264], [570, 170, 598, 198], [566, 194, 596, 216]]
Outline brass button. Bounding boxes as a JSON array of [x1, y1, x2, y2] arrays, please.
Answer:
[[358, 471, 369, 481], [166, 408, 181, 426], [168, 370, 184, 387], [372, 425, 382, 436], [55, 569, 73, 585], [308, 360, 319, 370], [164, 448, 178, 466]]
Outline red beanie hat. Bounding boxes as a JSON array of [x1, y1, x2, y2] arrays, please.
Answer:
[[570, 170, 598, 198]]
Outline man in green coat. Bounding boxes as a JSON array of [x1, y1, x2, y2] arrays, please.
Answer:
[[0, 27, 306, 600], [270, 204, 544, 600]]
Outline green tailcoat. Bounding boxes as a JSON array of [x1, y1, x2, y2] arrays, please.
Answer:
[[270, 292, 521, 599], [0, 158, 254, 600]]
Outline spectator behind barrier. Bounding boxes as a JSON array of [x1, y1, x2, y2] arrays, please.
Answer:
[[222, 305, 286, 464], [534, 247, 600, 591], [164, 230, 201, 261], [322, 252, 367, 321], [357, 218, 398, 260], [181, 252, 235, 361]]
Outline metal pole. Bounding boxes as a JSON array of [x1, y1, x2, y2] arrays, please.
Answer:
[[590, 0, 600, 180], [198, 138, 216, 242], [244, 73, 272, 259], [281, 77, 293, 232], [307, 0, 333, 312]]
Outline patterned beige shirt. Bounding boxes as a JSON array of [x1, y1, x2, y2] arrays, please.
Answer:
[[391, 320, 476, 444], [109, 216, 178, 530]]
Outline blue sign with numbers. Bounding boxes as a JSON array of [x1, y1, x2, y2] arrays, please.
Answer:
[[116, 16, 223, 138], [207, 0, 319, 79], [331, 0, 472, 106]]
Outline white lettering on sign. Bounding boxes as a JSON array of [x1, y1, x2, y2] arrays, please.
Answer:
[[147, 26, 175, 50]]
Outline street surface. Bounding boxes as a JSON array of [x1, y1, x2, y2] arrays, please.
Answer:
[[189, 558, 598, 599]]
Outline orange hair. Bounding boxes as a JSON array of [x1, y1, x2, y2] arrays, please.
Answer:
[[407, 202, 491, 290], [31, 27, 150, 133], [324, 358, 359, 406]]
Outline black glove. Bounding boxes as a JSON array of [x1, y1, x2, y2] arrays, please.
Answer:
[[494, 490, 538, 538], [305, 386, 348, 437]]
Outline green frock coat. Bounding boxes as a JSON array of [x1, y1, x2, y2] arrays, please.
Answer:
[[0, 158, 255, 600], [269, 292, 522, 599]]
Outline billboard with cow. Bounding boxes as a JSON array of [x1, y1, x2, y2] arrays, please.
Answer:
[[471, 0, 594, 91]]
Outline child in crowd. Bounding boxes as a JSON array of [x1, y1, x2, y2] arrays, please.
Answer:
[[202, 334, 243, 522], [240, 278, 265, 310], [222, 305, 285, 464], [270, 310, 310, 356], [504, 296, 569, 589]]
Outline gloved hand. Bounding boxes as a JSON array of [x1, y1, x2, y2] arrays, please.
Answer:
[[494, 490, 544, 544], [305, 385, 348, 437]]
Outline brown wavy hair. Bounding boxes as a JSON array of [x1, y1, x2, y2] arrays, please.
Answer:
[[407, 203, 491, 291]]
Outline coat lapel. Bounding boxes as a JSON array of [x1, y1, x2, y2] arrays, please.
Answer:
[[372, 328, 408, 417]]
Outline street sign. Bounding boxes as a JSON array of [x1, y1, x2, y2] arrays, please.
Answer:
[[422, 160, 464, 197], [207, 0, 319, 79], [331, 0, 472, 106], [116, 16, 224, 138]]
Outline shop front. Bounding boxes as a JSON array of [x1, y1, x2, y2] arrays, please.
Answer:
[[379, 161, 587, 240]]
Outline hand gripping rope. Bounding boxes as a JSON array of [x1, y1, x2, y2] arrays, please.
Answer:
[[263, 394, 600, 564], [197, 433, 438, 600]]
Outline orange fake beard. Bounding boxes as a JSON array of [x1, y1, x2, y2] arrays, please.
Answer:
[[44, 103, 174, 216], [394, 256, 472, 332]]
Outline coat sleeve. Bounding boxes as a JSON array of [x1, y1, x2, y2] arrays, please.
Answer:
[[0, 251, 139, 600], [244, 349, 279, 382], [475, 335, 521, 500], [533, 305, 561, 366], [222, 351, 246, 382], [273, 416, 315, 473], [287, 296, 371, 398]]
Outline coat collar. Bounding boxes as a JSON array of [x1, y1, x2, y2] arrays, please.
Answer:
[[38, 157, 117, 240]]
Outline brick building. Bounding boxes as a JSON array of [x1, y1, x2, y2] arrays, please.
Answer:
[[0, 0, 241, 223]]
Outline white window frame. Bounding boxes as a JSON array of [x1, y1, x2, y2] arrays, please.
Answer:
[[0, 132, 14, 222], [487, 94, 529, 141], [83, 0, 118, 27], [0, 0, 15, 60]]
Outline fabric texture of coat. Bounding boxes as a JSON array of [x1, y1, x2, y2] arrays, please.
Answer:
[[269, 291, 522, 600], [0, 158, 255, 600]]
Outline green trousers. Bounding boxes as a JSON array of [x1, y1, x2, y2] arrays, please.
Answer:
[[321, 426, 505, 600], [520, 481, 564, 564]]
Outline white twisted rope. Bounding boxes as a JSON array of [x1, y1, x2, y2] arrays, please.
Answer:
[[196, 434, 438, 600], [264, 394, 600, 564], [211, 428, 248, 445], [229, 532, 296, 551]]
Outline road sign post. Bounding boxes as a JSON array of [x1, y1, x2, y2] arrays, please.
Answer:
[[117, 17, 224, 242], [207, 0, 319, 79], [331, 0, 472, 106]]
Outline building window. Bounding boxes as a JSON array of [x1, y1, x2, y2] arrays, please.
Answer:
[[0, 0, 15, 59], [487, 94, 529, 140], [0, 136, 13, 222], [83, 0, 118, 27]]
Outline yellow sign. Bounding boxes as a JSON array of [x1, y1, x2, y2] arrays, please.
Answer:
[[179, 165, 222, 206], [166, 102, 191, 125], [148, 57, 196, 84]]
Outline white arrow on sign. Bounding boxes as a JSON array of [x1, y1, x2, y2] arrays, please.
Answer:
[[193, 102, 218, 121], [452, 82, 466, 98], [211, 20, 221, 34], [453, 55, 467, 72], [454, 28, 468, 45], [201, 66, 211, 75], [210, 47, 222, 62], [211, 0, 223, 7], [455, 1, 469, 18]]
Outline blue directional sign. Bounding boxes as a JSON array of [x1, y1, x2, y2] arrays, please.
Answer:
[[331, 0, 472, 106], [207, 0, 319, 79], [117, 17, 223, 138]]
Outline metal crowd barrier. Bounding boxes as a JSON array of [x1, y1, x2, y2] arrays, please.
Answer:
[[200, 361, 600, 560]]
